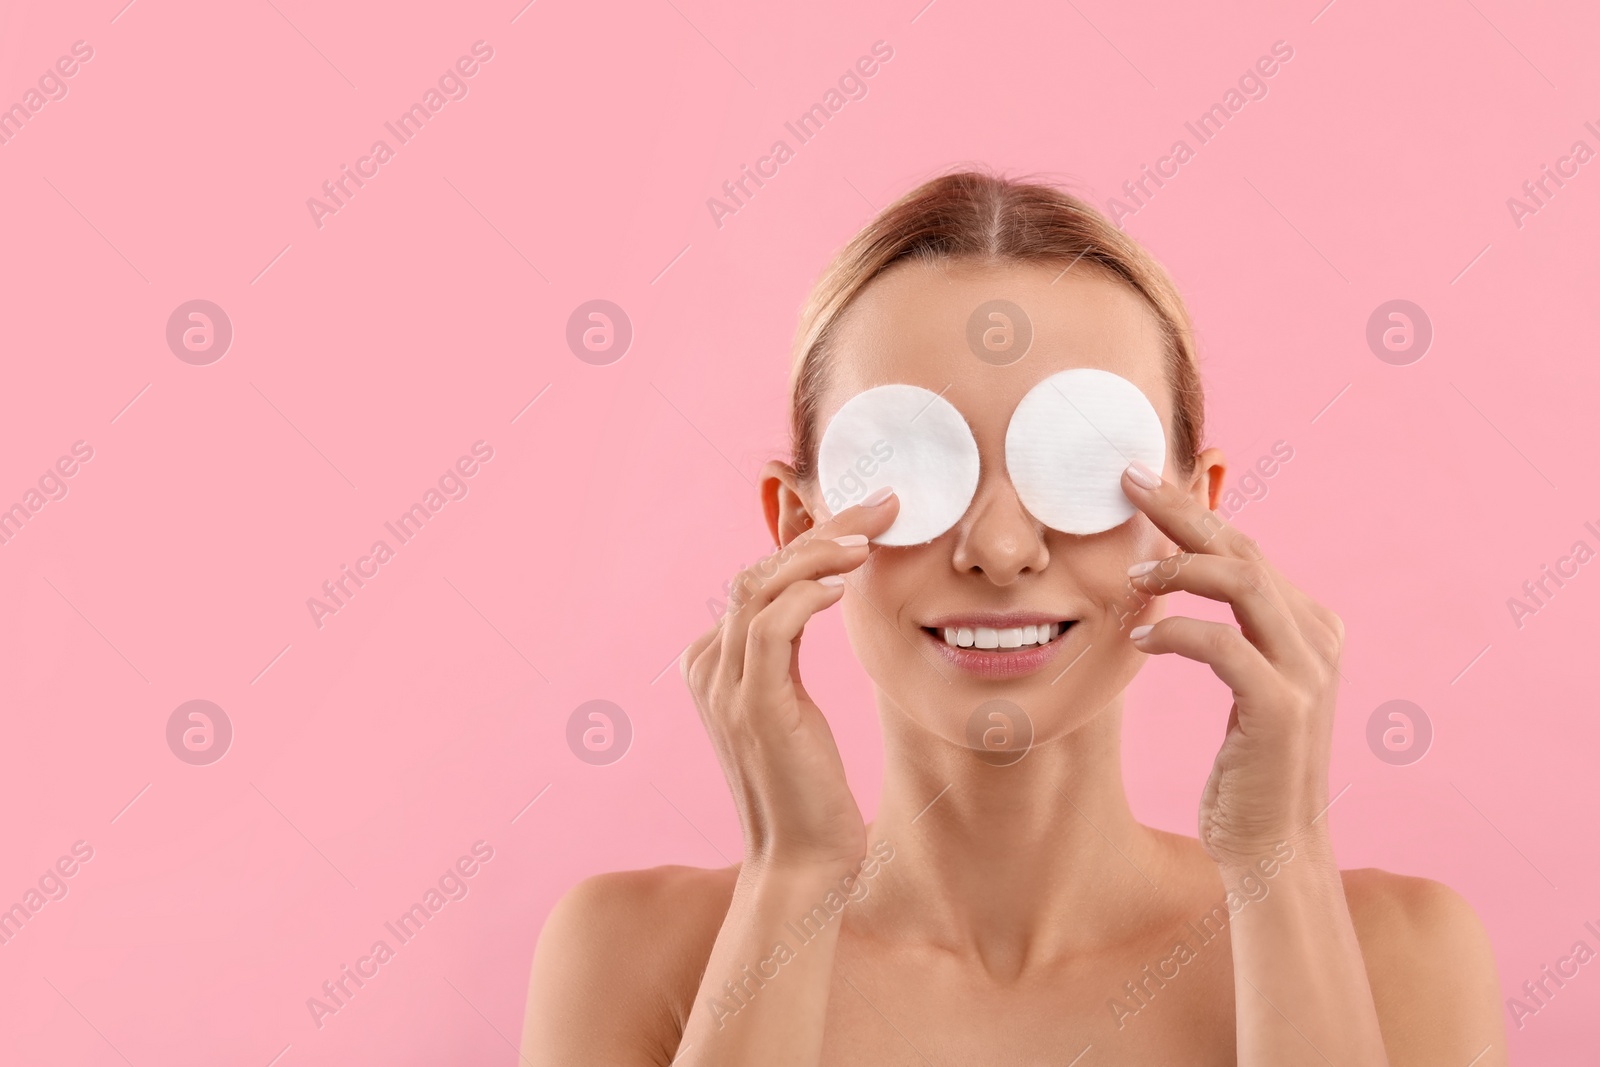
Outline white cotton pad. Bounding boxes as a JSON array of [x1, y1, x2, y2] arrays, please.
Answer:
[[817, 384, 980, 546], [1005, 368, 1166, 535]]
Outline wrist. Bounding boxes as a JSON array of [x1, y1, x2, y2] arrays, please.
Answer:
[[742, 852, 865, 893], [1205, 775, 1335, 872], [1215, 827, 1336, 886], [741, 838, 897, 911]]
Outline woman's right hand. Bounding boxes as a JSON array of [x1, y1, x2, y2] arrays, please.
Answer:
[[681, 489, 899, 879]]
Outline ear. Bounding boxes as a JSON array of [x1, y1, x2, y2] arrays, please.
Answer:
[[760, 460, 817, 548], [1189, 446, 1228, 512]]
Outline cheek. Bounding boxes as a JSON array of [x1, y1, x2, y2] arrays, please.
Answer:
[[840, 589, 916, 704], [1059, 520, 1171, 613], [1118, 518, 1182, 594], [1039, 543, 1166, 678], [839, 551, 932, 672], [841, 552, 909, 634]]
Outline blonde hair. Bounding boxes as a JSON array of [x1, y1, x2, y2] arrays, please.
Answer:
[[787, 168, 1204, 481]]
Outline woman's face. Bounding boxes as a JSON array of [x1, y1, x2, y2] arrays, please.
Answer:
[[786, 259, 1222, 751]]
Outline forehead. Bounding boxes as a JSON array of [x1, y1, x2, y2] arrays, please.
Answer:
[[818, 259, 1172, 432]]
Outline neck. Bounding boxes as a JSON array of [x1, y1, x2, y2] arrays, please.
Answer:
[[858, 692, 1168, 975]]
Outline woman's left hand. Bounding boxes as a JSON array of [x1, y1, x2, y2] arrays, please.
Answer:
[[1119, 460, 1344, 869]]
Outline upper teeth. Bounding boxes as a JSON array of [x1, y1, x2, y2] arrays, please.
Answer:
[[941, 623, 1061, 649]]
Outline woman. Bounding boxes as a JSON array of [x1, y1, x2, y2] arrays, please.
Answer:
[[522, 171, 1506, 1064]]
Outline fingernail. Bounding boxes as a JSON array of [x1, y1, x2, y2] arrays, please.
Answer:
[[1129, 624, 1153, 640], [1127, 560, 1160, 577], [1125, 461, 1161, 490], [861, 486, 895, 506], [818, 574, 846, 587], [833, 534, 869, 548]]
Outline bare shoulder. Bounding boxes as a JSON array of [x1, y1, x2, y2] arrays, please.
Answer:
[[1342, 867, 1508, 1064], [521, 864, 739, 1067], [536, 862, 739, 960]]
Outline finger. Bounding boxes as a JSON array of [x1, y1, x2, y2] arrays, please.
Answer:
[[1130, 616, 1274, 696], [736, 489, 900, 616], [804, 486, 902, 543], [723, 533, 864, 623], [719, 495, 895, 675], [1120, 462, 1263, 562], [1270, 580, 1346, 668], [1128, 553, 1307, 667], [1121, 464, 1348, 673], [1257, 580, 1346, 677], [1135, 552, 1345, 676], [680, 626, 719, 685], [681, 628, 728, 735], [743, 578, 847, 700]]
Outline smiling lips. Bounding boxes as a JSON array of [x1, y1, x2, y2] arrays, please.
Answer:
[[937, 622, 1065, 650], [921, 615, 1079, 677]]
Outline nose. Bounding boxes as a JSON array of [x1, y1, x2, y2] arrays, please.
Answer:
[[949, 475, 1049, 585]]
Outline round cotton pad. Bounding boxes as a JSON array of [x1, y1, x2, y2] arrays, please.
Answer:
[[1005, 368, 1166, 535], [817, 384, 981, 546]]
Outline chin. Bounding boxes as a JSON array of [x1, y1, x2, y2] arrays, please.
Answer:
[[863, 621, 1145, 754]]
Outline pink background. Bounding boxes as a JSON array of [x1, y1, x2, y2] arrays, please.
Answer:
[[1, 0, 1596, 1062]]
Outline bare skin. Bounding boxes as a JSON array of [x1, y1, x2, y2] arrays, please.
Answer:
[[521, 260, 1507, 1065]]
